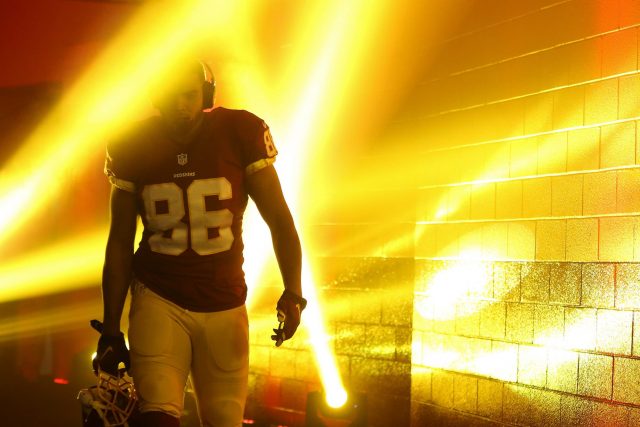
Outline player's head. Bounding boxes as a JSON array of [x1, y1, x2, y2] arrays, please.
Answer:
[[150, 60, 215, 131]]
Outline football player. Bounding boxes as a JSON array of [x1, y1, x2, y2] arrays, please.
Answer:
[[95, 59, 307, 427]]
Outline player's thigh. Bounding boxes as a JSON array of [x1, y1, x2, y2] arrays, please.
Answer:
[[190, 305, 249, 427], [128, 282, 191, 417]]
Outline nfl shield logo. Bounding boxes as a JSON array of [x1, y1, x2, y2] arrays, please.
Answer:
[[177, 153, 188, 166]]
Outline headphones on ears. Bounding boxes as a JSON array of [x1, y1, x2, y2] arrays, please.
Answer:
[[200, 61, 215, 110]]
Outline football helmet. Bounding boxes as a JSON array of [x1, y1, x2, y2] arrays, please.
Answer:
[[78, 370, 138, 427]]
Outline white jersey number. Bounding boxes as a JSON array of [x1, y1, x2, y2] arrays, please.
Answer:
[[142, 178, 234, 256]]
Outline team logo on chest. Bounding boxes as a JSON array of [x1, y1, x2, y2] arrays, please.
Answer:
[[177, 153, 188, 166]]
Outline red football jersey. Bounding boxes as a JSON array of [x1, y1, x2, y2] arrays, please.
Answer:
[[104, 107, 278, 311]]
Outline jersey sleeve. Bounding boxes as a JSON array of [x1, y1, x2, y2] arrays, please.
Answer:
[[236, 111, 278, 176], [104, 138, 137, 193]]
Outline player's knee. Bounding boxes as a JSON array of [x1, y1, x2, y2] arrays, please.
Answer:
[[135, 373, 184, 418]]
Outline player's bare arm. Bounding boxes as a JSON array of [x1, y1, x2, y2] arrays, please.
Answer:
[[247, 164, 307, 345], [246, 165, 302, 297], [102, 186, 138, 336]]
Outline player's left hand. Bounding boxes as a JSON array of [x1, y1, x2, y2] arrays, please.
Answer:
[[271, 290, 307, 347], [90, 319, 130, 376]]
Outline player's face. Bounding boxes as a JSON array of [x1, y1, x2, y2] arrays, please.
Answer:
[[156, 72, 203, 132]]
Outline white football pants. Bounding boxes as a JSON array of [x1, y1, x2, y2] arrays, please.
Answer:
[[128, 279, 249, 427]]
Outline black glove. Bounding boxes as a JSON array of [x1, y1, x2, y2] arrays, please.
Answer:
[[91, 320, 130, 376], [271, 290, 307, 347]]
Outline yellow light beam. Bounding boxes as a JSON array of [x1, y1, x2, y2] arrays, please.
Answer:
[[0, 0, 241, 246]]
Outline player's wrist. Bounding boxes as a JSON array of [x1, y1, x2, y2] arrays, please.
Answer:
[[279, 289, 307, 310]]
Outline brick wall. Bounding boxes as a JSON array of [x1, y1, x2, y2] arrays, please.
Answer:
[[246, 1, 640, 426], [406, 0, 640, 425]]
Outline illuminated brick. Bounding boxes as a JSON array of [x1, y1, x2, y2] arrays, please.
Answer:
[[421, 332, 444, 368], [601, 121, 635, 168], [506, 303, 534, 343], [547, 349, 578, 393], [507, 221, 535, 260], [381, 290, 412, 328], [411, 365, 431, 403], [620, 74, 640, 120], [584, 79, 618, 125], [270, 348, 298, 379], [490, 341, 518, 382], [479, 301, 506, 340], [411, 330, 423, 365], [577, 353, 613, 399], [294, 351, 319, 382], [581, 263, 615, 308], [496, 180, 522, 219], [447, 335, 471, 372], [560, 394, 591, 427], [384, 223, 415, 258], [431, 370, 454, 408], [365, 325, 397, 360], [566, 218, 599, 262], [567, 127, 600, 172], [535, 220, 566, 261], [600, 217, 635, 262], [249, 345, 270, 375], [637, 119, 640, 165], [468, 261, 494, 300], [518, 344, 547, 387], [335, 323, 366, 356], [616, 263, 640, 309], [602, 27, 638, 77], [493, 262, 521, 301], [538, 132, 567, 174], [481, 222, 508, 260], [551, 174, 583, 217], [525, 93, 554, 134], [435, 223, 459, 258], [583, 171, 617, 215], [432, 305, 456, 334], [415, 224, 437, 259], [464, 337, 492, 377], [554, 86, 584, 129], [458, 223, 482, 259], [351, 294, 381, 325], [564, 307, 597, 351], [567, 38, 602, 85], [634, 312, 640, 357], [470, 183, 495, 220], [549, 262, 581, 305], [484, 141, 511, 181], [528, 388, 562, 427], [521, 262, 550, 303], [636, 218, 640, 261], [596, 309, 633, 355], [523, 177, 551, 218], [455, 301, 480, 337], [452, 374, 477, 414], [476, 378, 502, 420], [615, 357, 640, 405], [502, 383, 530, 425], [447, 185, 471, 221], [589, 401, 631, 427], [353, 358, 410, 399], [617, 168, 640, 213], [511, 138, 538, 178], [534, 304, 565, 346]]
